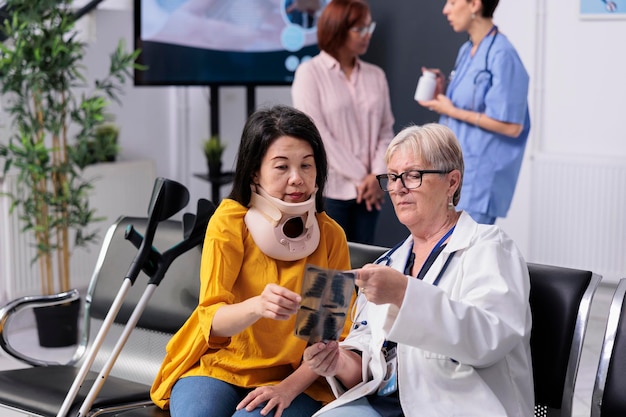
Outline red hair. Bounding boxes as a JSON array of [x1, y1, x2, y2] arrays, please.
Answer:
[[317, 0, 370, 58]]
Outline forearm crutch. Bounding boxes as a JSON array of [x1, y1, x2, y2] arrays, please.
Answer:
[[56, 177, 192, 417], [75, 198, 215, 417]]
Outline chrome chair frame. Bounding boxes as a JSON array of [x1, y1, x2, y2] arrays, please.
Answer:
[[591, 278, 626, 417]]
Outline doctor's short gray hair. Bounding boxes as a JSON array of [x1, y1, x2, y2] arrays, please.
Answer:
[[384, 123, 464, 206]]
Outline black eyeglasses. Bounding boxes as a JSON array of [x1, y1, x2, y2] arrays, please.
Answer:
[[376, 169, 451, 191]]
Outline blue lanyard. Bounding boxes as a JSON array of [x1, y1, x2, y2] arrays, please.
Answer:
[[415, 227, 454, 269], [352, 227, 456, 329], [410, 226, 455, 286], [375, 226, 456, 285], [432, 251, 456, 287]]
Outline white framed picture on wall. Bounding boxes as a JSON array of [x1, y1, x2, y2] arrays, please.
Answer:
[[581, 0, 626, 18]]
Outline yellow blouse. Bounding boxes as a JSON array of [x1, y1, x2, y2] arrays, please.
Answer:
[[151, 199, 352, 409]]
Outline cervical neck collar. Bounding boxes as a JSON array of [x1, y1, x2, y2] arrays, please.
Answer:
[[245, 185, 320, 261]]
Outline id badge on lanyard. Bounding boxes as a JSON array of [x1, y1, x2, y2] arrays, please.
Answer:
[[374, 226, 456, 397], [377, 342, 398, 396]]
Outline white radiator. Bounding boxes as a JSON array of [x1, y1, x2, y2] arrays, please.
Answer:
[[0, 173, 96, 302], [0, 173, 37, 300], [0, 160, 157, 303], [530, 154, 626, 283]]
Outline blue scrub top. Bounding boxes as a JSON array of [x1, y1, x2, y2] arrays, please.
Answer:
[[441, 29, 530, 218]]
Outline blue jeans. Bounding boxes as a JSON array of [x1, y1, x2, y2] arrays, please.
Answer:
[[324, 198, 380, 245], [316, 397, 383, 417], [169, 376, 322, 417]]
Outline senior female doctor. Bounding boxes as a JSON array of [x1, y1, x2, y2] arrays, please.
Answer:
[[302, 123, 534, 417], [418, 0, 530, 225]]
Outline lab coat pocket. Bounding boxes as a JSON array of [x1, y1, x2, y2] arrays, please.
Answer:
[[421, 351, 467, 375], [418, 350, 507, 416]]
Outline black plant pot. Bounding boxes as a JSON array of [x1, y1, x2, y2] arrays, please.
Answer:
[[33, 298, 81, 348], [208, 160, 222, 180]]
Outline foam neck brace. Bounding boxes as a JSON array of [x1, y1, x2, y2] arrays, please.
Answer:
[[245, 185, 320, 261]]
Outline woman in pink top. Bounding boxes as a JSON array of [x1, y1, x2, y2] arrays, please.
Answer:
[[291, 0, 395, 245]]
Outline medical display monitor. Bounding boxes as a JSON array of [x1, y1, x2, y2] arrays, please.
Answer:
[[134, 0, 329, 86]]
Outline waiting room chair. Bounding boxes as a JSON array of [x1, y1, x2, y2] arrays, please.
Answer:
[[347, 241, 389, 269], [528, 263, 601, 417], [591, 278, 626, 417], [0, 216, 204, 417]]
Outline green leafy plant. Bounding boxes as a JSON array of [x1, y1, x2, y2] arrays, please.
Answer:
[[72, 122, 121, 168], [202, 135, 226, 163], [0, 0, 144, 295], [203, 135, 226, 178]]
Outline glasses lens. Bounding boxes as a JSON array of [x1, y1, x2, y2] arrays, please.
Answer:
[[368, 22, 376, 36], [378, 171, 423, 191], [402, 171, 422, 189], [378, 176, 390, 191], [354, 22, 376, 37]]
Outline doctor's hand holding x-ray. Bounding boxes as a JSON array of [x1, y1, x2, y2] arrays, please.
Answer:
[[418, 0, 531, 226]]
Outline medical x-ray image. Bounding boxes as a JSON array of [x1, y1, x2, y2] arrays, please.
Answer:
[[295, 265, 355, 344]]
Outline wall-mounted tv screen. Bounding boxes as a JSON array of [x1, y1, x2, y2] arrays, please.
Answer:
[[134, 0, 329, 86]]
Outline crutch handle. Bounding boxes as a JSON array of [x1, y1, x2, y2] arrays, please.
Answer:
[[124, 225, 161, 277]]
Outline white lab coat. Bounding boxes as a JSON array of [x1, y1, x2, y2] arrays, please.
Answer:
[[315, 212, 534, 417]]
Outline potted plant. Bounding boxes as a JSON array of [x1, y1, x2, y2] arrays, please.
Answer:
[[202, 135, 226, 179], [73, 121, 121, 168], [0, 0, 142, 346]]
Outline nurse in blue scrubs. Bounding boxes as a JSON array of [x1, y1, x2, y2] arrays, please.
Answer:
[[418, 0, 530, 225]]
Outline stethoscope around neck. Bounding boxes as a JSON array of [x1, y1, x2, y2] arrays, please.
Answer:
[[350, 228, 457, 328], [449, 25, 498, 88]]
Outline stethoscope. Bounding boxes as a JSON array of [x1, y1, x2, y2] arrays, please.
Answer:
[[372, 240, 404, 267], [349, 241, 404, 329], [350, 228, 456, 329], [601, 0, 617, 12], [448, 25, 498, 91]]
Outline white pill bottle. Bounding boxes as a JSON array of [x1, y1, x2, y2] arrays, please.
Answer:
[[414, 71, 437, 102]]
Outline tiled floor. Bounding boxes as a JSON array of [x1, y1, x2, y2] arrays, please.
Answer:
[[0, 282, 617, 417]]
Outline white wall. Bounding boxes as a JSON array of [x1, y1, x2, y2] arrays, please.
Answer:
[[544, 1, 626, 157], [496, 0, 626, 283]]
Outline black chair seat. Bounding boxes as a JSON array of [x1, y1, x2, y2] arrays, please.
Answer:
[[527, 262, 600, 416], [0, 365, 150, 416], [601, 287, 626, 416]]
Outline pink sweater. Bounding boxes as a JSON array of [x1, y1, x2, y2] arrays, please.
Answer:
[[292, 51, 395, 200]]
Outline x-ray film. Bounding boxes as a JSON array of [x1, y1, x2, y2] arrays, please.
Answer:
[[295, 265, 355, 344]]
